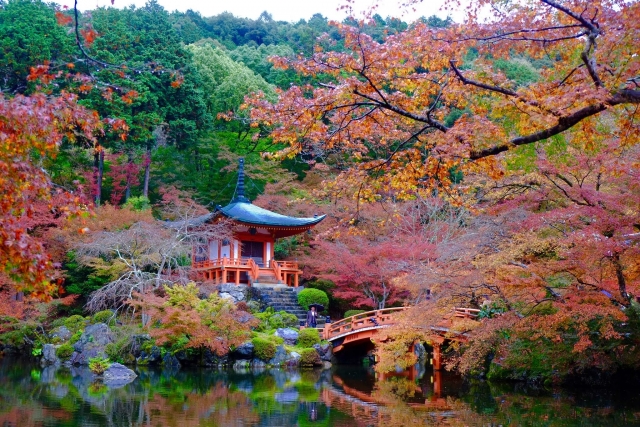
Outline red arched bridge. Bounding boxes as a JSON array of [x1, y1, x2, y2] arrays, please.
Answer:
[[320, 307, 481, 369]]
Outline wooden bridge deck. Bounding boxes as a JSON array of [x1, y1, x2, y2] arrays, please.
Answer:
[[322, 306, 481, 363]]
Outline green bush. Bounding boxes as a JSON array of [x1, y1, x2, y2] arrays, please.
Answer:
[[299, 348, 321, 367], [56, 343, 74, 360], [69, 330, 83, 344], [252, 336, 277, 361], [297, 289, 329, 312], [88, 357, 111, 375], [92, 310, 115, 325], [255, 308, 299, 331], [63, 315, 87, 333], [344, 310, 366, 318], [298, 328, 320, 348]]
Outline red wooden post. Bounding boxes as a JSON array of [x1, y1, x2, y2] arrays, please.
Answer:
[[432, 343, 442, 371]]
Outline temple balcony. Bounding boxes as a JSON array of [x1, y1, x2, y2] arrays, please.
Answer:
[[192, 257, 301, 287]]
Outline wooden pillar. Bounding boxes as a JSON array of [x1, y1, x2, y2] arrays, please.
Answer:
[[222, 269, 227, 284], [283, 272, 288, 287], [294, 273, 299, 287], [235, 270, 240, 286], [432, 370, 442, 396], [432, 343, 442, 371]]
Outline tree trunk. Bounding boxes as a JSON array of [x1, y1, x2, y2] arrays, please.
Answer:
[[125, 151, 133, 202], [143, 145, 151, 199], [94, 147, 104, 205]]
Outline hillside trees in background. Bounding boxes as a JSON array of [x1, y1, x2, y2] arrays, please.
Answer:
[[0, 0, 75, 94]]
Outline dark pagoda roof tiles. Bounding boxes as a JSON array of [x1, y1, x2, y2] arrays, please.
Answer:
[[218, 201, 325, 228]]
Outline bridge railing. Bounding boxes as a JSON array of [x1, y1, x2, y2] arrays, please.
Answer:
[[323, 307, 408, 340]]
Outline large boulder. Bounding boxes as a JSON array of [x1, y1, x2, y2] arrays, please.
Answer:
[[269, 345, 301, 367], [275, 328, 299, 345], [232, 341, 254, 359], [162, 353, 181, 370], [218, 284, 246, 303], [103, 362, 137, 387], [70, 323, 113, 365], [50, 326, 72, 343], [313, 343, 333, 362], [41, 344, 59, 366], [136, 345, 162, 365], [203, 349, 229, 367]]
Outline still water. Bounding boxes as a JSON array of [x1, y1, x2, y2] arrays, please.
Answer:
[[1, 358, 639, 426]]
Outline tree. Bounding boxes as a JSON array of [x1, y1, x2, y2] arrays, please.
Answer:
[[0, 93, 100, 299], [248, 0, 640, 199]]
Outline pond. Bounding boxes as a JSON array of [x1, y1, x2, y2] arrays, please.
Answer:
[[1, 358, 639, 426]]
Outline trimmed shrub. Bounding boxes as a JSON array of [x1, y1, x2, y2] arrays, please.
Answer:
[[255, 308, 299, 331], [297, 289, 329, 311], [88, 357, 111, 375], [299, 348, 321, 367], [63, 315, 87, 333], [92, 310, 115, 325], [69, 330, 83, 344], [56, 343, 74, 360], [298, 328, 320, 348], [252, 336, 277, 361], [344, 310, 366, 318]]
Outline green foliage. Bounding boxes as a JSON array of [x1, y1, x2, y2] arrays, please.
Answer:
[[274, 236, 299, 259], [297, 328, 320, 348], [69, 330, 83, 345], [31, 347, 42, 357], [297, 289, 329, 311], [344, 310, 366, 318], [55, 343, 74, 360], [88, 357, 111, 375], [477, 302, 507, 320], [91, 310, 115, 325], [63, 251, 111, 297], [187, 41, 276, 118], [0, 0, 75, 93], [63, 315, 87, 333], [254, 307, 299, 331], [123, 196, 151, 211], [252, 336, 277, 361], [299, 348, 321, 367], [493, 58, 539, 87]]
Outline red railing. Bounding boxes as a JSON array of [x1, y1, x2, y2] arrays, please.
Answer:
[[322, 307, 408, 340]]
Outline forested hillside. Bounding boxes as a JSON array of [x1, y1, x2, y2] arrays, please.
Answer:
[[0, 0, 638, 383]]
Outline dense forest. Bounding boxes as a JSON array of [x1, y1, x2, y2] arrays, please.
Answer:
[[0, 0, 639, 384]]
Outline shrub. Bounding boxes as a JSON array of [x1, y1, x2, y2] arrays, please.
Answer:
[[299, 348, 321, 367], [298, 328, 320, 348], [63, 315, 87, 333], [88, 357, 111, 375], [92, 310, 115, 325], [297, 289, 329, 312], [255, 308, 299, 331], [69, 330, 83, 344], [252, 336, 277, 361], [344, 310, 366, 318], [236, 301, 250, 312], [56, 343, 74, 360]]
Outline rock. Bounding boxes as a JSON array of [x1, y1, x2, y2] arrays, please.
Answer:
[[51, 326, 72, 342], [414, 342, 427, 363], [137, 346, 161, 365], [251, 359, 266, 369], [269, 345, 290, 366], [103, 362, 137, 386], [322, 361, 332, 369], [232, 341, 254, 359], [275, 390, 299, 403], [218, 284, 246, 302], [247, 300, 261, 313], [162, 353, 181, 370], [203, 348, 229, 367], [313, 343, 333, 362], [287, 351, 301, 367], [275, 328, 299, 345], [236, 311, 256, 325], [41, 344, 59, 366], [70, 323, 113, 365]]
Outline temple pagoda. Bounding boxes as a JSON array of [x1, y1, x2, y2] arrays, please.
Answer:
[[191, 158, 325, 287]]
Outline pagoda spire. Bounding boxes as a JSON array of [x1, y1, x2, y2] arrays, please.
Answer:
[[233, 158, 251, 203]]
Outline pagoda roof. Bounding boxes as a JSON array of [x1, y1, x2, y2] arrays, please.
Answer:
[[217, 201, 325, 228]]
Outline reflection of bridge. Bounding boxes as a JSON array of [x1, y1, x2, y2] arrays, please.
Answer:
[[321, 307, 480, 369], [321, 370, 452, 424]]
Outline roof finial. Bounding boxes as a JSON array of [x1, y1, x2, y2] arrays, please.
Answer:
[[233, 158, 250, 203]]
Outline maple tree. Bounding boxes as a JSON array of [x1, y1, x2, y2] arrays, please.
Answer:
[[247, 0, 640, 199], [0, 93, 101, 299]]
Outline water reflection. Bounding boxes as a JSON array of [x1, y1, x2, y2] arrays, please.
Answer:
[[1, 358, 640, 426]]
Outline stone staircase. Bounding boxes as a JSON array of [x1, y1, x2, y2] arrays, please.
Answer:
[[257, 287, 326, 328]]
